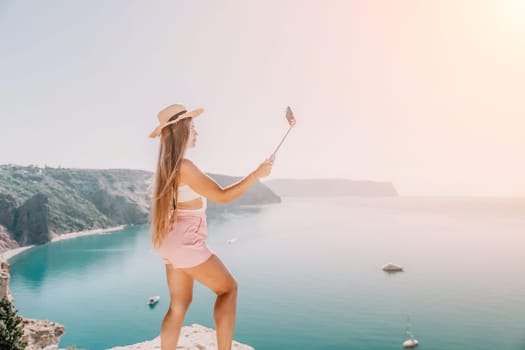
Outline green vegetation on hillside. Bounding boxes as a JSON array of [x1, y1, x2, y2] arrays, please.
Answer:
[[0, 165, 152, 235]]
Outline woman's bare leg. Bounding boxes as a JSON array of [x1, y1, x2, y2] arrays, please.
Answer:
[[161, 264, 194, 350], [183, 255, 237, 350]]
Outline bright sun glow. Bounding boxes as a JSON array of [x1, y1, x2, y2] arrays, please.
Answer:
[[499, 0, 525, 32]]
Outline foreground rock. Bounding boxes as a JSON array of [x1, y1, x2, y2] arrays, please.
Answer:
[[22, 318, 66, 350], [0, 260, 11, 301], [109, 324, 254, 350]]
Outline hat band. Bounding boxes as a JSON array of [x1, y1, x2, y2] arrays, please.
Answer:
[[168, 110, 187, 122]]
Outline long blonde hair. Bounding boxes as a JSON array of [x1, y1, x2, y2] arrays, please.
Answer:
[[150, 118, 192, 248]]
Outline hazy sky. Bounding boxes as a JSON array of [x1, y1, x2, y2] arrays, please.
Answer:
[[1, 1, 524, 196]]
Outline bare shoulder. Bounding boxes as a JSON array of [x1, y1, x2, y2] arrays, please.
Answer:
[[180, 158, 194, 168], [180, 158, 201, 177], [178, 158, 224, 202]]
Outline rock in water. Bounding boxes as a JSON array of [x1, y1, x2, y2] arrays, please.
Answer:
[[382, 262, 404, 272]]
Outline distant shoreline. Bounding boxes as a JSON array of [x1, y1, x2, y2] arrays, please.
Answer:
[[2, 224, 128, 262], [2, 246, 34, 261]]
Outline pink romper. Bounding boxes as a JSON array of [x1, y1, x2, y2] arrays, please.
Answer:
[[159, 185, 215, 268]]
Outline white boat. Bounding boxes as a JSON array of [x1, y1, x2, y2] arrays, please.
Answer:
[[226, 238, 238, 244], [403, 338, 419, 348], [402, 317, 419, 348], [147, 295, 160, 305], [382, 262, 403, 272]]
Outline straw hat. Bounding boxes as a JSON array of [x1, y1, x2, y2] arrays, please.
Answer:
[[148, 104, 204, 138]]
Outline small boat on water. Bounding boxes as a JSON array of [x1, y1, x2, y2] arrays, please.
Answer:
[[402, 317, 419, 348], [226, 238, 238, 244], [403, 337, 419, 349], [148, 295, 160, 305], [382, 262, 404, 272]]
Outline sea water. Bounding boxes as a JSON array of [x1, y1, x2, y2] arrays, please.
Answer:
[[9, 196, 525, 349]]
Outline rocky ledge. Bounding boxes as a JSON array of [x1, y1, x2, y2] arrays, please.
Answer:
[[22, 318, 66, 350], [109, 324, 254, 350]]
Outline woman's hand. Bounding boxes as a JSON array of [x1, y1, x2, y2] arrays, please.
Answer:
[[252, 159, 273, 179]]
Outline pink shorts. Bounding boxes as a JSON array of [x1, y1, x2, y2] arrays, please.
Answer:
[[159, 211, 215, 268]]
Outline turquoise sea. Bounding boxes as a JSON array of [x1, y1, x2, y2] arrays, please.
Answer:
[[8, 196, 525, 349]]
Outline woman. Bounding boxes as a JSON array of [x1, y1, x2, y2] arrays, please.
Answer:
[[148, 103, 274, 350]]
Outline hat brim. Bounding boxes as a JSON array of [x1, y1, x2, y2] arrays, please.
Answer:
[[148, 108, 204, 138]]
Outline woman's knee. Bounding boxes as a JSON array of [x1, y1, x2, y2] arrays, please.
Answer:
[[216, 278, 238, 296], [169, 297, 192, 314], [230, 279, 238, 295]]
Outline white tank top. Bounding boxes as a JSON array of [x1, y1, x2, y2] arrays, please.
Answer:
[[175, 184, 207, 212]]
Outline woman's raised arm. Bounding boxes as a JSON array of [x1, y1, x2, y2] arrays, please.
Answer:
[[180, 158, 272, 204]]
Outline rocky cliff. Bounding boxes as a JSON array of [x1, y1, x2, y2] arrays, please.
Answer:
[[0, 165, 281, 250], [0, 260, 11, 301], [0, 225, 19, 253], [22, 318, 65, 350], [0, 165, 150, 242], [13, 193, 50, 245], [0, 193, 17, 228]]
